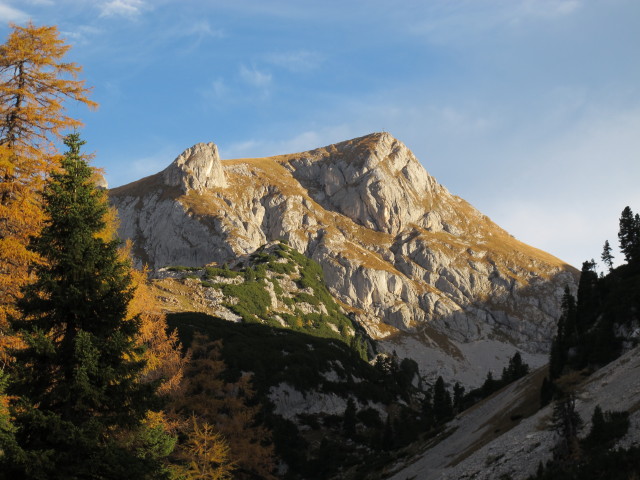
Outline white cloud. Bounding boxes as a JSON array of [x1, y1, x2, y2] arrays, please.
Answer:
[[0, 2, 29, 22], [99, 0, 145, 18], [61, 25, 103, 44], [239, 64, 272, 88], [265, 50, 324, 72], [201, 78, 227, 101], [186, 20, 224, 38]]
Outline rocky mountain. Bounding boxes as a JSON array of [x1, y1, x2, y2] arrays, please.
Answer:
[[109, 132, 577, 386]]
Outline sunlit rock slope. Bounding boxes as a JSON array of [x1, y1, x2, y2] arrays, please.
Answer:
[[109, 132, 577, 386]]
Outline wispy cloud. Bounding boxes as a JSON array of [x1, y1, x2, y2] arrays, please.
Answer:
[[0, 2, 29, 22], [239, 64, 272, 88], [516, 0, 581, 20], [264, 50, 324, 73], [186, 20, 224, 39], [408, 0, 583, 44], [99, 0, 145, 18], [21, 0, 54, 5], [61, 24, 103, 45], [222, 125, 356, 159], [201, 78, 227, 102]]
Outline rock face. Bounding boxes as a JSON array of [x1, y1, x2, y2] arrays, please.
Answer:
[[162, 142, 227, 193], [109, 132, 577, 386]]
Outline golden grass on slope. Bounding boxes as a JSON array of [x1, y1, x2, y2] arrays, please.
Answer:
[[448, 197, 573, 271], [150, 278, 213, 314], [108, 172, 164, 197]]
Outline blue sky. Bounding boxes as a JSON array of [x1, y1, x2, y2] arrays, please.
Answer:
[[1, 0, 639, 269]]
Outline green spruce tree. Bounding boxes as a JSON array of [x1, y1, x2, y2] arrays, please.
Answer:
[[552, 394, 582, 460], [1, 134, 173, 479], [576, 260, 599, 336], [618, 206, 640, 265], [559, 287, 578, 356], [549, 287, 576, 377], [502, 351, 530, 383], [601, 240, 614, 272], [432, 376, 453, 424], [452, 382, 465, 414]]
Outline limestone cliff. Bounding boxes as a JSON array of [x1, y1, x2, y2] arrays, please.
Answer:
[[109, 132, 577, 386]]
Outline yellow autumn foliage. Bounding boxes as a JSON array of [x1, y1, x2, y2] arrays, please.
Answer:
[[0, 22, 96, 357], [170, 334, 276, 480], [170, 416, 235, 480]]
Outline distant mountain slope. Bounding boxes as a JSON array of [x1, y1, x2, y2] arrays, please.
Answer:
[[386, 343, 640, 480], [109, 132, 577, 385]]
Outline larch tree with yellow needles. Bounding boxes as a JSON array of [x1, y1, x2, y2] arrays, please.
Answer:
[[0, 22, 97, 357]]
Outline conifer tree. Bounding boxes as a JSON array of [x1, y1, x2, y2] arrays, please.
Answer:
[[576, 260, 599, 336], [559, 287, 578, 347], [552, 394, 582, 460], [432, 376, 453, 423], [381, 414, 394, 451], [502, 351, 530, 383], [343, 397, 357, 438], [540, 376, 554, 407], [452, 382, 465, 413], [548, 335, 564, 380], [0, 369, 16, 456], [171, 416, 234, 480], [481, 370, 498, 396], [549, 287, 576, 378], [601, 240, 614, 272], [618, 206, 640, 264], [1, 134, 171, 479], [0, 23, 96, 341], [170, 334, 275, 479]]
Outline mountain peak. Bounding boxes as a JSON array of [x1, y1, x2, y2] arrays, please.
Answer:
[[162, 142, 226, 193], [109, 133, 575, 387], [281, 132, 444, 235]]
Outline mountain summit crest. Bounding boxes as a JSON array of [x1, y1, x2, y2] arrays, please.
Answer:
[[279, 132, 444, 235], [162, 141, 227, 193]]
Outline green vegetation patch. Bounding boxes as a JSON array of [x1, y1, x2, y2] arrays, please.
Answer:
[[165, 241, 362, 357], [166, 265, 200, 272], [221, 281, 271, 321], [204, 265, 241, 279]]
